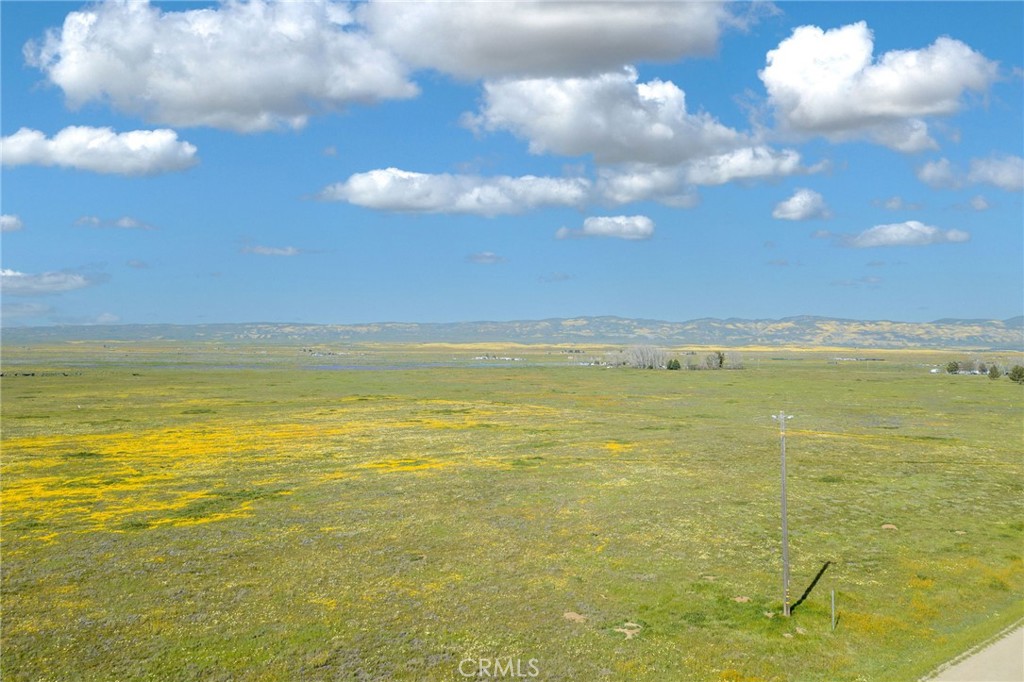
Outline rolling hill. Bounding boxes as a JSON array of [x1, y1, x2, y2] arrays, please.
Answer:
[[3, 316, 1022, 350]]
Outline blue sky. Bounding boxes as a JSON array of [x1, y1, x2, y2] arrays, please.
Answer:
[[2, 1, 1022, 327]]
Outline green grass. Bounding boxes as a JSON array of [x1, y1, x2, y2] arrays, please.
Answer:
[[1, 343, 1022, 681]]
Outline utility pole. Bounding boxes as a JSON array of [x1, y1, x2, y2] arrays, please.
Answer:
[[772, 411, 793, 617]]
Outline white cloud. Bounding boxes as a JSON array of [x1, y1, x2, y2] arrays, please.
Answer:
[[465, 68, 745, 165], [114, 217, 150, 230], [75, 215, 155, 229], [1, 269, 97, 295], [2, 126, 197, 175], [772, 188, 831, 220], [361, 1, 729, 79], [916, 158, 960, 189], [467, 252, 505, 265], [917, 155, 1024, 191], [320, 168, 590, 216], [93, 312, 121, 324], [682, 146, 811, 186], [865, 119, 938, 153], [877, 196, 922, 211], [760, 22, 997, 151], [556, 215, 654, 241], [1, 215, 24, 232], [242, 245, 302, 257], [26, 0, 417, 132], [969, 195, 990, 211], [596, 166, 699, 207], [844, 220, 969, 248], [596, 147, 815, 205], [967, 155, 1024, 191]]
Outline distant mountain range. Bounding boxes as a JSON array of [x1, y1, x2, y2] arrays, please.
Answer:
[[4, 316, 1022, 350]]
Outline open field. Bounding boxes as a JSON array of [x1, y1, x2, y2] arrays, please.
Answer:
[[2, 342, 1022, 681]]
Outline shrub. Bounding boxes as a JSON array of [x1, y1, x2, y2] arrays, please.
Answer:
[[1009, 365, 1024, 384]]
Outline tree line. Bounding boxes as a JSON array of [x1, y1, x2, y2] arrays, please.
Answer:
[[614, 346, 743, 370], [946, 360, 1024, 383]]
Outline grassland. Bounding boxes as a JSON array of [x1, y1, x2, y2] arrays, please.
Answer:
[[1, 342, 1022, 681]]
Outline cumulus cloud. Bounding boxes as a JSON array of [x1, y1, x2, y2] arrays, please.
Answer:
[[1, 268, 99, 295], [556, 215, 654, 241], [242, 245, 302, 257], [595, 147, 817, 205], [465, 67, 745, 165], [917, 155, 1024, 191], [466, 252, 505, 265], [969, 195, 990, 211], [320, 167, 590, 216], [760, 22, 997, 151], [26, 0, 417, 132], [968, 154, 1024, 191], [866, 119, 938, 153], [361, 1, 729, 80], [772, 188, 830, 220], [1, 215, 24, 232], [682, 146, 813, 186], [834, 221, 970, 248], [2, 126, 197, 175], [596, 166, 699, 207], [916, 158, 960, 189]]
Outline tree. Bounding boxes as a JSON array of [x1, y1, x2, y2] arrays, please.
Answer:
[[704, 352, 725, 370], [625, 345, 667, 370], [667, 358, 682, 370], [1009, 365, 1024, 384], [724, 351, 743, 370], [945, 361, 960, 374], [988, 364, 1002, 380]]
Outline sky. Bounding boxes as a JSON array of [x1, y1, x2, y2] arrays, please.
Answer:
[[1, 0, 1022, 327]]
